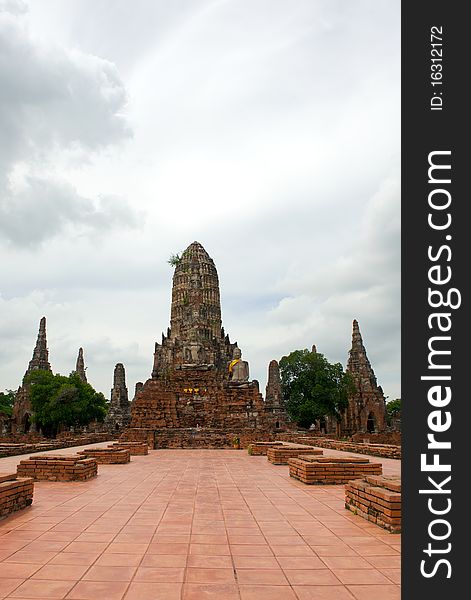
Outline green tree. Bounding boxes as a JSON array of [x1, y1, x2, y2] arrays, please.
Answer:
[[279, 349, 355, 428], [26, 370, 108, 437], [0, 390, 15, 416], [386, 398, 401, 424]]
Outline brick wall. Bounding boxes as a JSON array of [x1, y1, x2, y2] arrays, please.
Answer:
[[289, 456, 382, 484], [78, 448, 130, 464], [16, 455, 98, 481], [345, 475, 401, 533], [0, 473, 34, 519]]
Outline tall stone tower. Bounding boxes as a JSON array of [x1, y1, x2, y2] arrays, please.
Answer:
[[265, 360, 282, 406], [123, 241, 289, 447], [74, 348, 87, 383], [104, 363, 131, 431], [12, 317, 52, 433], [25, 316, 51, 377], [152, 241, 236, 378], [343, 319, 387, 434]]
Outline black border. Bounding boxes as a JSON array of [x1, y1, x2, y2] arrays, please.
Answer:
[[402, 2, 467, 597]]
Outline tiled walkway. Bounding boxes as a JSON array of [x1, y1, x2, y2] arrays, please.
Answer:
[[0, 446, 400, 600]]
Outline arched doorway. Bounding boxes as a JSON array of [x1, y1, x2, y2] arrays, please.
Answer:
[[367, 412, 376, 433], [319, 417, 327, 434], [22, 413, 31, 433]]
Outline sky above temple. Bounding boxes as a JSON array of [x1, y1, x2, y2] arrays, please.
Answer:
[[0, 0, 400, 401]]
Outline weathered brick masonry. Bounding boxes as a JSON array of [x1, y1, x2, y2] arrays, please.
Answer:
[[267, 445, 323, 465], [277, 434, 401, 459], [0, 473, 34, 519], [108, 442, 148, 455], [120, 242, 291, 448], [0, 433, 116, 458], [345, 475, 401, 533], [16, 454, 98, 481], [247, 441, 284, 455], [289, 455, 382, 484], [78, 448, 130, 464]]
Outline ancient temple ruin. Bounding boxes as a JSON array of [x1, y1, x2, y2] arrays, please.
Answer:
[[12, 317, 52, 433], [121, 241, 289, 447], [104, 363, 131, 432], [74, 348, 87, 383], [342, 319, 387, 434]]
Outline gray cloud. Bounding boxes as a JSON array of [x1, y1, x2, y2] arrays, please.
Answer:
[[0, 176, 139, 247], [0, 5, 137, 247]]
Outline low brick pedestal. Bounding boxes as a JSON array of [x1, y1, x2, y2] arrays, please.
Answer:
[[0, 473, 34, 519], [267, 446, 323, 465], [78, 448, 130, 464], [248, 442, 283, 456], [16, 455, 97, 481], [345, 475, 401, 533], [289, 455, 382, 484], [108, 442, 148, 455]]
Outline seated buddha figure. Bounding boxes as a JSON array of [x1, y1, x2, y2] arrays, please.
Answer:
[[228, 347, 250, 384]]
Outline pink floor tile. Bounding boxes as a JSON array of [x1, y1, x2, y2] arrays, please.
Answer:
[[380, 568, 401, 584], [333, 569, 392, 585], [284, 569, 341, 585], [4, 551, 57, 565], [236, 568, 288, 585], [182, 583, 240, 600], [0, 564, 42, 579], [189, 544, 231, 556], [230, 545, 274, 556], [140, 554, 187, 568], [124, 582, 182, 600], [276, 556, 326, 569], [347, 584, 401, 600], [239, 584, 298, 600], [133, 567, 186, 582], [0, 447, 401, 600], [9, 578, 76, 598], [65, 580, 129, 600], [185, 567, 236, 583], [82, 565, 137, 581], [146, 542, 188, 555], [31, 565, 89, 580], [321, 556, 373, 569], [186, 555, 233, 569], [0, 579, 25, 598], [232, 555, 280, 569], [293, 585, 356, 600], [48, 553, 99, 566]]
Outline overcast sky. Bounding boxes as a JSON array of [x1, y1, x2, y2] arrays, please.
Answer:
[[0, 0, 400, 402]]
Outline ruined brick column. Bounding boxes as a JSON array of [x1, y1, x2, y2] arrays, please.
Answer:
[[265, 360, 282, 406], [104, 363, 131, 432], [264, 359, 289, 431], [344, 319, 387, 434], [132, 382, 143, 403], [74, 348, 87, 383], [12, 317, 53, 433]]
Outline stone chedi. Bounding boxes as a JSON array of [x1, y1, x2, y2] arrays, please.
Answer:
[[12, 317, 52, 433], [104, 363, 131, 432], [74, 348, 87, 383], [123, 241, 288, 447], [264, 359, 288, 428], [343, 319, 387, 434]]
